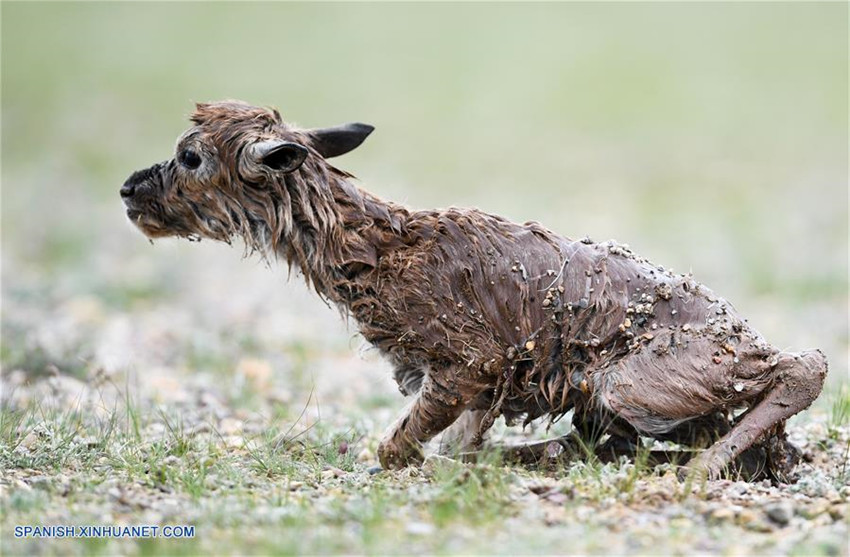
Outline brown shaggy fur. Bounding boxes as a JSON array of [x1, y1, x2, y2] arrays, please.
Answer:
[[121, 101, 827, 480]]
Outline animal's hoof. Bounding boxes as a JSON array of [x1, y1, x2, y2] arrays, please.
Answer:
[[377, 439, 424, 469], [680, 455, 724, 482], [764, 435, 802, 483], [674, 465, 691, 482]]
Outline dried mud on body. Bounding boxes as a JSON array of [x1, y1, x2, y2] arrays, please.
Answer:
[[1, 250, 848, 556]]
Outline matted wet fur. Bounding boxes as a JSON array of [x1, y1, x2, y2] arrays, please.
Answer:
[[121, 101, 827, 481]]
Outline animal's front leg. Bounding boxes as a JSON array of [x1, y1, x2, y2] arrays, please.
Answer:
[[437, 409, 488, 457], [378, 373, 473, 469]]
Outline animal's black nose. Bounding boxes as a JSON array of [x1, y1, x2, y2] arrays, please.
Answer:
[[122, 164, 162, 199], [120, 181, 136, 198]]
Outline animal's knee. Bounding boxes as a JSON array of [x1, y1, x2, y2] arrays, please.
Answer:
[[790, 349, 827, 380]]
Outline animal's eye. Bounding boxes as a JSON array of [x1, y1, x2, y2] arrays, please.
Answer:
[[178, 149, 202, 170]]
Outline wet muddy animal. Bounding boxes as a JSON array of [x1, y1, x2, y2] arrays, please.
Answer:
[[121, 101, 827, 480]]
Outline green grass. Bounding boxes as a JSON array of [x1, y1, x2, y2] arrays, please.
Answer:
[[425, 455, 513, 527], [829, 385, 850, 432], [2, 385, 849, 555]]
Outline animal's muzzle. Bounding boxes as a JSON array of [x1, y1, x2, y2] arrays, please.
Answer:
[[121, 162, 167, 202], [119, 180, 136, 199], [120, 163, 167, 218]]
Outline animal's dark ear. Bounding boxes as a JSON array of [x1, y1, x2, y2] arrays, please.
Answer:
[[309, 123, 374, 158], [251, 140, 309, 173]]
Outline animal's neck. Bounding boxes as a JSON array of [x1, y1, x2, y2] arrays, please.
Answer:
[[271, 165, 408, 302]]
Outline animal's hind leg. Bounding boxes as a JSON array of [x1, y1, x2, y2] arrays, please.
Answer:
[[656, 412, 731, 447], [685, 350, 827, 480]]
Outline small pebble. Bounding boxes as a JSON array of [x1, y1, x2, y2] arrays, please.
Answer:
[[764, 501, 794, 526]]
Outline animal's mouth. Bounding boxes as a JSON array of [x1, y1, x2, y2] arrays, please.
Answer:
[[123, 200, 150, 227], [124, 203, 171, 238], [124, 200, 203, 241], [121, 161, 174, 237]]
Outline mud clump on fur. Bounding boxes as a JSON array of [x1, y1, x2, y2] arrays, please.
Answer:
[[121, 100, 828, 481]]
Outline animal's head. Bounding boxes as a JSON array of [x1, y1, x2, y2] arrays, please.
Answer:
[[120, 100, 373, 250]]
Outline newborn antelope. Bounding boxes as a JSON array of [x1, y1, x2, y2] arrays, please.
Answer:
[[121, 101, 827, 480]]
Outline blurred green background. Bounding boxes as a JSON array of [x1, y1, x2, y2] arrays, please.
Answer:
[[2, 2, 847, 387]]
